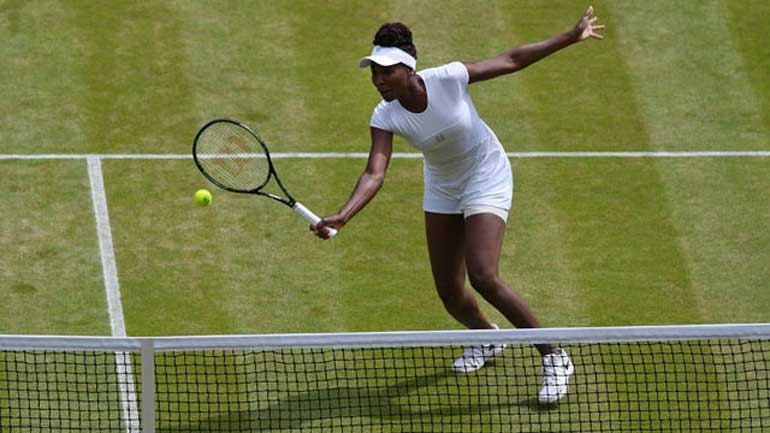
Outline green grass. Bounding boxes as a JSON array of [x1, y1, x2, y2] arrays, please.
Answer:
[[0, 160, 109, 335], [0, 0, 769, 431]]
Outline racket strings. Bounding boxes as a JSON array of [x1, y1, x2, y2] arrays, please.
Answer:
[[195, 123, 271, 191]]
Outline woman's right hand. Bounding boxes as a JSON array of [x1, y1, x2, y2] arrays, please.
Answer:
[[311, 214, 346, 240], [310, 128, 392, 240]]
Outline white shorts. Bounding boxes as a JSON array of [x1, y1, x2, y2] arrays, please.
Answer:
[[423, 140, 513, 222], [425, 198, 511, 223], [463, 204, 509, 222]]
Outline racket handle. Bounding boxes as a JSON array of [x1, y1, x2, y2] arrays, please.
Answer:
[[292, 202, 338, 238]]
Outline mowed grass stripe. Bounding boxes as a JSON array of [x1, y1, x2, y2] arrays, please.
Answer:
[[506, 160, 594, 327], [484, 1, 648, 153], [503, 2, 699, 326], [520, 159, 699, 326], [0, 3, 86, 153], [725, 1, 770, 134], [612, 1, 770, 321], [71, 2, 194, 154], [174, 1, 322, 152], [276, 1, 388, 153], [609, 0, 766, 151], [653, 159, 770, 324], [0, 161, 110, 335]]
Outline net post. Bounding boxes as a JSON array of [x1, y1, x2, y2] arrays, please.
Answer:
[[140, 338, 156, 433]]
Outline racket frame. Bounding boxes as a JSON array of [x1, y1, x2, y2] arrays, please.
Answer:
[[193, 118, 295, 206], [192, 118, 336, 237]]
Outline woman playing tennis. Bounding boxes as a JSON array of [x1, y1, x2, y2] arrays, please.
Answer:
[[313, 6, 604, 403]]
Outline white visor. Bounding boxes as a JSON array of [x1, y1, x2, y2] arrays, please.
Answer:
[[358, 45, 416, 70]]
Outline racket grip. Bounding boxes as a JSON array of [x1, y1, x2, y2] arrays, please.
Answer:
[[292, 202, 338, 238]]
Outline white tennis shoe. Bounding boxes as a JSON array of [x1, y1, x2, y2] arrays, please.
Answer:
[[451, 325, 507, 373], [538, 348, 574, 404]]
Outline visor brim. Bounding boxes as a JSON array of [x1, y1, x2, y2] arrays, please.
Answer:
[[358, 55, 401, 68]]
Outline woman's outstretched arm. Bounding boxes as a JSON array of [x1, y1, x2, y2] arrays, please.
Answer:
[[465, 6, 605, 84]]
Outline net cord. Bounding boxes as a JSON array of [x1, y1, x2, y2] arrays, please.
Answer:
[[2, 323, 769, 352]]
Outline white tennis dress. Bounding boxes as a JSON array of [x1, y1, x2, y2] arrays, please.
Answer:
[[369, 62, 513, 217]]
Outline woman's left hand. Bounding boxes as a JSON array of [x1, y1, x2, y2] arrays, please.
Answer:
[[575, 6, 605, 41]]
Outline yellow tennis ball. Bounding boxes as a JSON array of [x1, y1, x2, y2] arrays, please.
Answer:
[[194, 189, 212, 207]]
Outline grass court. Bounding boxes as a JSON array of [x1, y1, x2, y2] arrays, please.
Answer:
[[0, 1, 768, 431]]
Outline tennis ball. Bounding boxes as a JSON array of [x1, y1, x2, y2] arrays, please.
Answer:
[[194, 189, 212, 207]]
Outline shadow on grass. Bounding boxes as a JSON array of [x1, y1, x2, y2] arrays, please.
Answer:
[[158, 368, 559, 432]]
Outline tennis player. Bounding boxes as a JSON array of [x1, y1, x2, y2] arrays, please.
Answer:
[[313, 7, 604, 404]]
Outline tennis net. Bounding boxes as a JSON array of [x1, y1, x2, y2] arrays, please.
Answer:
[[1, 324, 768, 432]]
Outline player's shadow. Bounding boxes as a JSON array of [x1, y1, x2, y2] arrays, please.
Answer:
[[158, 366, 554, 432], [518, 396, 562, 412]]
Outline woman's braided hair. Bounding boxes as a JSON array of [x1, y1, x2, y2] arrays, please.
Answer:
[[373, 22, 417, 59]]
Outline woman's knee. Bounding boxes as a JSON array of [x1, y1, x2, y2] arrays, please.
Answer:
[[435, 284, 472, 309], [467, 269, 504, 298]]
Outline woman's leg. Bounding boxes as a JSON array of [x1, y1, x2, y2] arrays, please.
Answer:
[[463, 213, 554, 356], [424, 212, 493, 330]]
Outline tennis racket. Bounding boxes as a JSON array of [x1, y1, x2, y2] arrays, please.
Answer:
[[193, 118, 336, 238]]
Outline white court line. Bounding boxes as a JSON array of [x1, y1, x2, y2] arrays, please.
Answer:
[[1, 150, 770, 160], [87, 157, 127, 337], [86, 157, 141, 433]]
